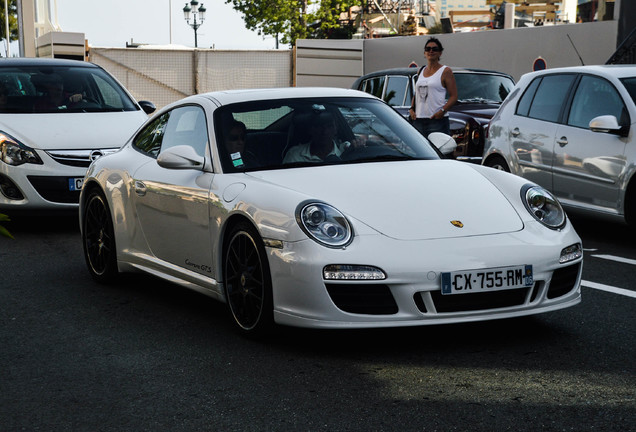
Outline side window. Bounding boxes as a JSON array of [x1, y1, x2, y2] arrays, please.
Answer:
[[621, 77, 636, 105], [567, 75, 628, 129], [406, 75, 413, 105], [361, 76, 385, 99], [384, 76, 409, 106], [516, 77, 540, 117], [161, 105, 208, 156], [133, 113, 170, 158], [527, 74, 576, 122]]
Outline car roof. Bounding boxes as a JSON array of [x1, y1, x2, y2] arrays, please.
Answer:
[[180, 87, 376, 107], [356, 67, 513, 78], [520, 64, 636, 80], [0, 57, 98, 68]]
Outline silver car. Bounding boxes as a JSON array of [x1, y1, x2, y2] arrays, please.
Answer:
[[483, 65, 636, 227]]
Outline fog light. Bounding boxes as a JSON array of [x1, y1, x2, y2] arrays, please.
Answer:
[[323, 264, 386, 280], [560, 243, 582, 264], [0, 174, 24, 200]]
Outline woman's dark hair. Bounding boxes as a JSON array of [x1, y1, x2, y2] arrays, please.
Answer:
[[425, 37, 443, 52]]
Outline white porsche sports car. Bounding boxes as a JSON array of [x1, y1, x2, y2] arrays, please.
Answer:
[[80, 88, 583, 334]]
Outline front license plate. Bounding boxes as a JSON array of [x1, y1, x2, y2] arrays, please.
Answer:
[[441, 265, 533, 295], [68, 177, 84, 191]]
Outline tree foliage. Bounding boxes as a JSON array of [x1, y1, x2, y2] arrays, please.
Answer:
[[0, 213, 13, 239], [225, 0, 359, 47], [0, 0, 19, 44]]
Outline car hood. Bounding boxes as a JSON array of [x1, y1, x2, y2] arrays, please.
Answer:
[[247, 160, 524, 240], [453, 103, 499, 120], [0, 111, 147, 150]]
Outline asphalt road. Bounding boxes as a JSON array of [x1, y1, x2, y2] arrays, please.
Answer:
[[1, 213, 634, 431]]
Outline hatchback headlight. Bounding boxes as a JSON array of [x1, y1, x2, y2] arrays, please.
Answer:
[[0, 132, 43, 166], [522, 184, 565, 229], [297, 201, 352, 248]]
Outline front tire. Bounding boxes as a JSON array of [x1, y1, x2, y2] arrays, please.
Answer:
[[223, 221, 274, 335], [625, 184, 636, 234], [82, 189, 118, 283], [485, 155, 510, 172]]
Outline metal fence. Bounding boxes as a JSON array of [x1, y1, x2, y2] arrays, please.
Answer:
[[91, 48, 293, 109]]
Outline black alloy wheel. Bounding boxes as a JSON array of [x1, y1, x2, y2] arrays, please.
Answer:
[[223, 221, 274, 334], [82, 189, 118, 283]]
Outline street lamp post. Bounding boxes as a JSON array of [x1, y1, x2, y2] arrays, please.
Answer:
[[183, 1, 206, 48]]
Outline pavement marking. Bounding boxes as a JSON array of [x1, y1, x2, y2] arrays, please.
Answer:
[[591, 254, 636, 266], [581, 280, 636, 299]]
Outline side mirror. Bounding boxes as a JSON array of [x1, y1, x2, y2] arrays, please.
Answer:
[[138, 100, 156, 115], [157, 145, 204, 170], [589, 115, 625, 136], [428, 132, 457, 156]]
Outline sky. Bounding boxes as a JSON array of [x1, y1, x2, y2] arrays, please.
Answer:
[[54, 0, 278, 50]]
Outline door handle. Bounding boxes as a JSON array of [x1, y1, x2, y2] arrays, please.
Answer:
[[134, 180, 147, 196], [511, 127, 520, 137], [556, 137, 568, 147]]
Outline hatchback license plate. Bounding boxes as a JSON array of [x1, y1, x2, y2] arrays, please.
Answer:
[[68, 177, 84, 191], [441, 265, 533, 295]]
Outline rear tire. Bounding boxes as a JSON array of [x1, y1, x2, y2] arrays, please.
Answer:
[[82, 189, 118, 284], [485, 155, 510, 172], [223, 221, 274, 335]]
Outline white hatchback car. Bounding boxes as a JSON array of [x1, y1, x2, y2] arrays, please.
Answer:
[[80, 87, 582, 335], [483, 65, 636, 227], [0, 58, 154, 212]]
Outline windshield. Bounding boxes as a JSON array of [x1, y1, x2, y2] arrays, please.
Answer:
[[455, 73, 515, 103], [214, 97, 440, 173], [0, 65, 139, 113]]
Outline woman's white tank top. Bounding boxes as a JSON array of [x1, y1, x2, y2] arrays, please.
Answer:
[[414, 65, 448, 119]]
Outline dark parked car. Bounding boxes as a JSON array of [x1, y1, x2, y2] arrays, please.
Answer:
[[352, 67, 515, 162]]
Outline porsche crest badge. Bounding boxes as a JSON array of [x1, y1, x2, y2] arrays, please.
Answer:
[[450, 220, 464, 228]]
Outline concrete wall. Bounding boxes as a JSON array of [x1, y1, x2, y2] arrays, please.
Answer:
[[362, 21, 618, 82], [295, 39, 363, 88]]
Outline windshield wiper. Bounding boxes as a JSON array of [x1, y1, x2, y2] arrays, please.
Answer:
[[345, 154, 418, 164], [457, 98, 500, 104]]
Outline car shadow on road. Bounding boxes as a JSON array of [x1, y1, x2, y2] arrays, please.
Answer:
[[567, 213, 633, 246], [1, 211, 79, 234], [269, 314, 569, 355]]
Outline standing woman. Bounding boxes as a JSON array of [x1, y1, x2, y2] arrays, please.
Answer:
[[409, 37, 458, 138]]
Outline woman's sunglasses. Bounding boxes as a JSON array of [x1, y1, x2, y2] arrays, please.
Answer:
[[424, 46, 441, 52]]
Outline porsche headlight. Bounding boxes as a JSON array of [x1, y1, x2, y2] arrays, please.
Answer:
[[0, 132, 43, 166], [522, 184, 566, 229], [297, 202, 352, 248]]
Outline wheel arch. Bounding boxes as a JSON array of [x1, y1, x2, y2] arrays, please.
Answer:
[[624, 171, 636, 226], [217, 213, 262, 284], [79, 180, 106, 233], [483, 152, 510, 171]]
